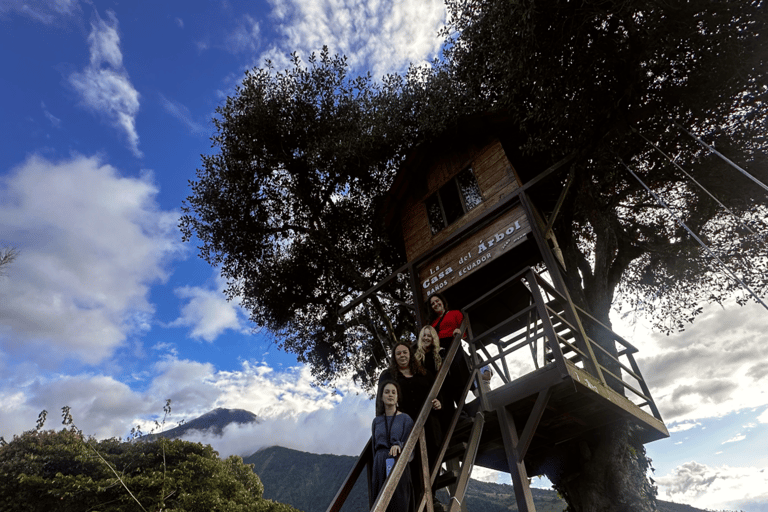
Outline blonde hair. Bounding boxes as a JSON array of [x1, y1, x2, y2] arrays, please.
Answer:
[[415, 325, 442, 371]]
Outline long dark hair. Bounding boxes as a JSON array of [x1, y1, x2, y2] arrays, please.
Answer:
[[427, 292, 450, 322], [376, 379, 403, 416], [386, 342, 426, 379]]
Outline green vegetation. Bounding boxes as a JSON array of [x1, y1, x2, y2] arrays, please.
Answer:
[[0, 425, 297, 512]]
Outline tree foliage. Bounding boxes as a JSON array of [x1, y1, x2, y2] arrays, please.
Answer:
[[0, 428, 298, 512], [442, 0, 768, 329], [182, 1, 767, 378], [181, 50, 470, 386]]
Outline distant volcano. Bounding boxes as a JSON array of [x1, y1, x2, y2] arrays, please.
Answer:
[[142, 408, 260, 441]]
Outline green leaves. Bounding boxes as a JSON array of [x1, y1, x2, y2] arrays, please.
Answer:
[[0, 429, 297, 512]]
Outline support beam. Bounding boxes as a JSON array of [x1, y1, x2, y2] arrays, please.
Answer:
[[498, 405, 537, 512], [517, 389, 552, 461], [448, 413, 486, 512]]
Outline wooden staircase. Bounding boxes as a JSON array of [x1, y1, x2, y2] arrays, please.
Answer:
[[326, 267, 668, 512]]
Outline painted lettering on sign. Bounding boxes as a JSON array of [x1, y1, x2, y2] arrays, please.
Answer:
[[477, 220, 522, 255], [417, 205, 531, 300], [421, 266, 454, 289]]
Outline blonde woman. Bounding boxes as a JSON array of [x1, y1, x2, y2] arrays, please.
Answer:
[[415, 325, 443, 376]]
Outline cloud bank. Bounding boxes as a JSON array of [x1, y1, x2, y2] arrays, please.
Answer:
[[657, 460, 768, 511], [258, 0, 446, 78], [0, 356, 373, 458], [0, 153, 180, 367]]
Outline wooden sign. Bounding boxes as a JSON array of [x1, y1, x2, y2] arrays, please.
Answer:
[[418, 205, 531, 300]]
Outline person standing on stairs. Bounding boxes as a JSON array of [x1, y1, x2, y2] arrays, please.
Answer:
[[427, 293, 473, 414], [378, 342, 443, 510], [372, 380, 414, 512]]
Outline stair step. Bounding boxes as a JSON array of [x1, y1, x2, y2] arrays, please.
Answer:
[[433, 469, 459, 490], [443, 442, 467, 461], [451, 416, 474, 440]]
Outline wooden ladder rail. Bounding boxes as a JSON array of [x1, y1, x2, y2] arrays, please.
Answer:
[[326, 439, 373, 512], [326, 317, 474, 512]]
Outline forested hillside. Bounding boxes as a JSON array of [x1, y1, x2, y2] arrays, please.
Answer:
[[245, 446, 724, 512]]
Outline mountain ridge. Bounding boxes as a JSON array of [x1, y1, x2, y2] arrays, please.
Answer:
[[159, 408, 725, 512], [143, 407, 260, 441]]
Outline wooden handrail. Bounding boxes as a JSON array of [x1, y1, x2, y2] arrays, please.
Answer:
[[326, 439, 372, 512], [370, 318, 470, 512]]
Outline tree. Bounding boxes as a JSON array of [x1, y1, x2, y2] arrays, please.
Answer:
[[440, 0, 767, 510], [182, 1, 767, 510], [0, 246, 18, 277], [181, 50, 468, 386], [0, 428, 298, 512], [442, 0, 768, 331]]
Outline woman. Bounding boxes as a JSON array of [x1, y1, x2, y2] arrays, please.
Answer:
[[378, 343, 442, 421], [414, 325, 443, 377], [427, 293, 473, 410], [378, 342, 442, 506], [428, 293, 463, 342], [372, 380, 414, 512], [414, 325, 455, 426]]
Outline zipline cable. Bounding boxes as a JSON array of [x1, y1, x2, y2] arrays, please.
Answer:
[[618, 157, 768, 312], [633, 127, 755, 234], [673, 121, 768, 194]]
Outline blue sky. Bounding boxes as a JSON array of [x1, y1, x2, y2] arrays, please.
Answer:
[[0, 1, 767, 510]]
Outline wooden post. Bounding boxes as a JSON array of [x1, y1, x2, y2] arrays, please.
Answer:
[[497, 404, 537, 512]]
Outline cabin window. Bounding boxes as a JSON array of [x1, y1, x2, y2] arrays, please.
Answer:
[[426, 167, 483, 235]]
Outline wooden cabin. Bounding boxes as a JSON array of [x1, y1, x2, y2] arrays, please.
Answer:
[[330, 118, 668, 512]]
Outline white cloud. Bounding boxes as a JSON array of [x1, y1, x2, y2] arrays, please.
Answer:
[[0, 0, 80, 24], [758, 407, 768, 424], [0, 153, 181, 366], [721, 433, 746, 444], [41, 102, 61, 128], [169, 277, 248, 342], [667, 421, 701, 433], [175, 17, 184, 28], [224, 14, 261, 54], [656, 461, 768, 511], [0, 357, 375, 458], [260, 0, 446, 78], [613, 302, 768, 424], [69, 11, 142, 157], [158, 94, 208, 136]]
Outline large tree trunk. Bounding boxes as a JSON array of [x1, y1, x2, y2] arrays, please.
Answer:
[[545, 187, 657, 511], [543, 421, 657, 512]]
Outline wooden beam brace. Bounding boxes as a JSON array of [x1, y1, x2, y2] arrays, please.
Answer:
[[497, 405, 537, 512], [544, 169, 575, 235], [517, 388, 552, 462], [448, 413, 486, 512], [419, 429, 434, 512]]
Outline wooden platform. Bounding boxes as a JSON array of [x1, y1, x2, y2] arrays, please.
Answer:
[[464, 361, 668, 475]]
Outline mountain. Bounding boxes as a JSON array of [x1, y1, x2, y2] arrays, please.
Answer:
[[244, 446, 368, 512], [144, 407, 260, 440], [244, 446, 726, 512]]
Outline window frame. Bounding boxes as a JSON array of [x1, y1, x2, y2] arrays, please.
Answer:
[[426, 166, 483, 235]]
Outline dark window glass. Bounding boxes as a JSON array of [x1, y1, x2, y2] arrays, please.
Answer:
[[424, 166, 484, 235], [457, 168, 482, 210], [439, 180, 463, 226], [426, 195, 444, 235]]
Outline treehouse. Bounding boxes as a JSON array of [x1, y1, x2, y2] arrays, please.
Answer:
[[329, 117, 668, 512]]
